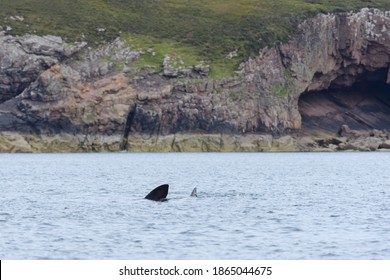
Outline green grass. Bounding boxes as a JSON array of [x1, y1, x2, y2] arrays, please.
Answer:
[[1, 0, 390, 77], [272, 86, 290, 97], [122, 34, 201, 69], [120, 33, 240, 78]]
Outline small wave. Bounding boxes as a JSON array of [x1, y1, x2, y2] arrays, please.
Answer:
[[22, 215, 37, 219], [320, 252, 339, 258], [281, 226, 303, 232], [271, 248, 284, 254], [53, 238, 65, 242], [41, 222, 55, 227], [268, 217, 282, 223], [0, 212, 11, 216], [0, 212, 11, 221], [179, 230, 194, 235], [98, 188, 110, 194], [380, 248, 390, 254], [285, 213, 297, 217]]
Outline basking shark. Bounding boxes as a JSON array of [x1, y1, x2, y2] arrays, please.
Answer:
[[144, 184, 169, 201], [144, 185, 198, 201]]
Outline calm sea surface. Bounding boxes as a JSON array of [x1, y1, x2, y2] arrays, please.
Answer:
[[0, 152, 389, 259]]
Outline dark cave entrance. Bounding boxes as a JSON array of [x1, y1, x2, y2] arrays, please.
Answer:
[[298, 67, 390, 135]]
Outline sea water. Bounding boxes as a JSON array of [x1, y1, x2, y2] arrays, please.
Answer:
[[0, 152, 389, 259]]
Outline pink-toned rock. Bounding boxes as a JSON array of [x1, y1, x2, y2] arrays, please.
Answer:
[[1, 9, 390, 151]]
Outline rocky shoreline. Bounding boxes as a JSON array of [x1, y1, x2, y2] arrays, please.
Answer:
[[1, 8, 390, 153], [1, 128, 390, 153]]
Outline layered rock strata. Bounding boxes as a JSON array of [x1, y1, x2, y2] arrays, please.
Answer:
[[242, 8, 390, 131], [0, 8, 390, 152]]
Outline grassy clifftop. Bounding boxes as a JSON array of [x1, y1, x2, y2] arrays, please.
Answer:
[[2, 0, 390, 77]]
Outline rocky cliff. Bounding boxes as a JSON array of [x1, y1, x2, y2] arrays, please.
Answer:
[[242, 8, 390, 131], [0, 8, 390, 152]]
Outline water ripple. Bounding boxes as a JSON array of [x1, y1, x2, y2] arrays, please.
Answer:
[[1, 152, 390, 259]]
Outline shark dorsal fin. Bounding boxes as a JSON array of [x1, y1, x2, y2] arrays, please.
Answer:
[[190, 187, 198, 197], [145, 184, 169, 201]]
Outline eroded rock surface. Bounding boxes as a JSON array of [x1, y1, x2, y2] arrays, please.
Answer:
[[0, 33, 85, 102], [242, 8, 390, 133], [1, 8, 390, 152]]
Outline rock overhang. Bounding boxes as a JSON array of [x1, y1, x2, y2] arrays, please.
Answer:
[[242, 8, 390, 133]]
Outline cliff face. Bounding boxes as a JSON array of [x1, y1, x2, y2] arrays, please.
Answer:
[[0, 8, 390, 152], [242, 8, 390, 132], [0, 34, 85, 103]]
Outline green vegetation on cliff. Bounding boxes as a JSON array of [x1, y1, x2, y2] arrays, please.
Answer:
[[1, 0, 390, 77]]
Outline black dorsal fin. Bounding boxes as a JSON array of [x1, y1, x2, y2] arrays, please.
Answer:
[[145, 184, 169, 201], [190, 187, 198, 197]]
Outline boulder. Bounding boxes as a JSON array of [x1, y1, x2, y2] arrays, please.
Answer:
[[379, 140, 390, 149], [339, 137, 382, 151], [0, 33, 85, 102]]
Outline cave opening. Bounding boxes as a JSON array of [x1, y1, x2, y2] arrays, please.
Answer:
[[298, 67, 390, 136]]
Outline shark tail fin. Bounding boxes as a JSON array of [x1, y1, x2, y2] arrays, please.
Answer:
[[190, 187, 198, 197]]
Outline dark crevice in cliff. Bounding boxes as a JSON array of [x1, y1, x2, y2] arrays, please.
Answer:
[[121, 103, 137, 150], [299, 67, 390, 135]]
